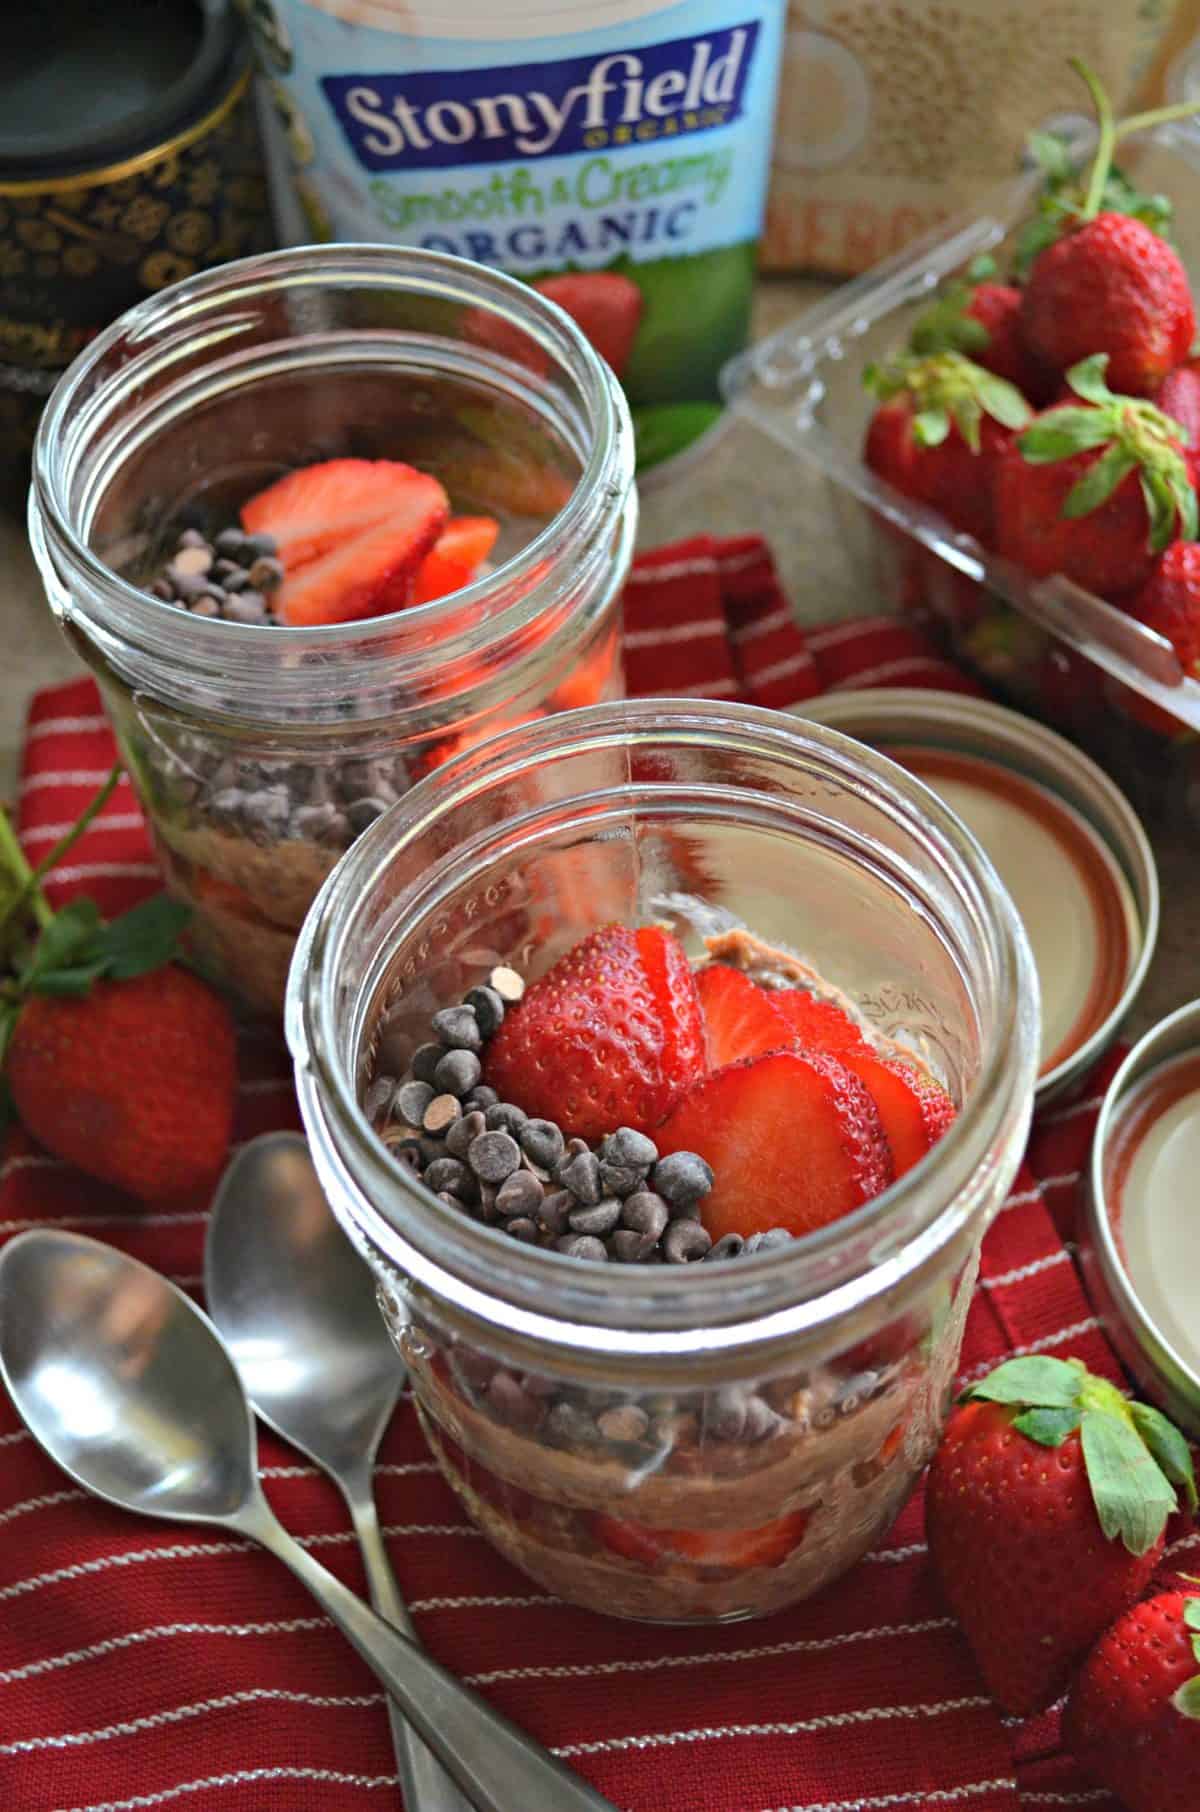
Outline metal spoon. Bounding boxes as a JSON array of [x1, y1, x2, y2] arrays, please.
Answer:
[[204, 1133, 470, 1812], [0, 1229, 617, 1812]]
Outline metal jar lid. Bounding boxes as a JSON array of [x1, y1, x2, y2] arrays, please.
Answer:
[[792, 688, 1159, 1105], [1, 0, 243, 182], [1082, 1000, 1200, 1435]]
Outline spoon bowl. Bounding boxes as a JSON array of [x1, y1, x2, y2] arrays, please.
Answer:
[[0, 1228, 255, 1522], [205, 1132, 402, 1479]]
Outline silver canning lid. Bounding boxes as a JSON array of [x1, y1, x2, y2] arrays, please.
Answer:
[[792, 688, 1158, 1105], [1082, 1000, 1200, 1435]]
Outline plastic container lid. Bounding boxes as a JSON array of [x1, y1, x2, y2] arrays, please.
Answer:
[[1, 0, 241, 179]]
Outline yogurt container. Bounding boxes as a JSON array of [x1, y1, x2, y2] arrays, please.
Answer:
[[243, 0, 785, 474]]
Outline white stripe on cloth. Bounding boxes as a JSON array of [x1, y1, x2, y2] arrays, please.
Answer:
[[0, 1620, 330, 1684], [26, 716, 110, 740], [804, 617, 893, 653], [44, 862, 160, 886], [714, 546, 769, 575], [829, 657, 953, 692], [21, 769, 127, 793], [0, 1523, 481, 1598], [980, 1249, 1071, 1290], [0, 1211, 208, 1233], [625, 557, 722, 585], [623, 617, 728, 649], [729, 604, 793, 644], [465, 1619, 956, 1688], [1038, 1093, 1104, 1126], [747, 649, 817, 689], [21, 814, 146, 845], [1019, 1795, 1111, 1807], [55, 1770, 400, 1812], [668, 675, 741, 698], [959, 1318, 1102, 1384], [757, 1785, 1018, 1812], [554, 1696, 992, 1757], [1, 1687, 385, 1755]]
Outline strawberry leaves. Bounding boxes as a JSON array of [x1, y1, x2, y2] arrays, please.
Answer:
[[864, 352, 1032, 453], [19, 895, 191, 997], [1174, 1601, 1200, 1719], [965, 1356, 1197, 1558], [1017, 354, 1199, 553]]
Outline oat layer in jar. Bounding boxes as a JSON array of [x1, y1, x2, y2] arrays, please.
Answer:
[[27, 244, 634, 1016], [287, 701, 1039, 1624]]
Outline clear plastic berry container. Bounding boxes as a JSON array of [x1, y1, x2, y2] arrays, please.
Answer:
[[27, 245, 635, 1016], [286, 700, 1039, 1624], [721, 123, 1200, 827]]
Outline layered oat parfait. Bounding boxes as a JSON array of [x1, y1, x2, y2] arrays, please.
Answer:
[[29, 246, 634, 1015], [288, 702, 1040, 1623]]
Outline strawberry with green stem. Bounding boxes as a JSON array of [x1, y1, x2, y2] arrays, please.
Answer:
[[0, 764, 237, 1202], [1020, 61, 1200, 395], [909, 257, 1051, 402], [926, 1353, 1197, 1716], [863, 350, 1033, 543], [992, 352, 1197, 595], [1065, 1587, 1200, 1810]]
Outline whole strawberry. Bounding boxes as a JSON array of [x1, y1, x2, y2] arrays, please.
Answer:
[[992, 354, 1197, 595], [1130, 539, 1200, 676], [8, 957, 235, 1202], [1020, 64, 1197, 395], [863, 351, 1032, 542], [926, 1354, 1196, 1715], [1065, 1590, 1200, 1811], [910, 268, 1051, 402], [483, 924, 706, 1140]]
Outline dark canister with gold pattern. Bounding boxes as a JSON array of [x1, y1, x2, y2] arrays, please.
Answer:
[[1, 0, 274, 506]]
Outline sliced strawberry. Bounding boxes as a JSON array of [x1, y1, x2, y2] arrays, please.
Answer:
[[696, 966, 795, 1068], [275, 475, 449, 627], [837, 1051, 956, 1178], [657, 1049, 894, 1242], [241, 458, 439, 571], [409, 515, 500, 606], [593, 1508, 809, 1571], [769, 988, 869, 1056], [483, 924, 705, 1140], [636, 927, 709, 1085], [533, 272, 643, 378]]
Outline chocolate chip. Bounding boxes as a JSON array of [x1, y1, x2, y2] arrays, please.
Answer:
[[190, 595, 221, 618], [215, 526, 249, 557], [487, 1370, 541, 1427], [597, 1404, 649, 1443], [242, 530, 279, 559], [621, 1191, 669, 1241], [150, 577, 173, 601], [743, 1228, 793, 1254], [598, 1162, 645, 1198], [363, 1075, 396, 1120], [466, 1084, 499, 1111], [425, 1156, 468, 1196], [395, 1079, 434, 1127], [483, 1103, 525, 1138], [706, 1232, 745, 1262], [177, 527, 208, 549], [602, 1127, 658, 1169], [432, 1005, 483, 1052], [651, 1151, 714, 1208], [248, 555, 285, 593], [210, 787, 246, 829], [172, 544, 213, 577], [347, 796, 391, 834], [445, 1109, 487, 1159], [224, 592, 270, 625], [568, 1197, 621, 1236], [468, 1129, 521, 1183], [242, 787, 290, 843], [611, 1228, 657, 1262], [434, 1048, 482, 1097], [536, 1189, 572, 1234], [292, 801, 350, 846], [495, 1170, 543, 1218], [198, 582, 228, 606], [555, 1234, 608, 1261], [422, 1094, 462, 1134], [505, 1216, 540, 1243], [744, 1396, 784, 1442], [704, 1386, 748, 1442], [411, 1043, 444, 1085], [662, 1219, 712, 1263], [213, 558, 244, 584], [464, 985, 505, 1037], [559, 1149, 601, 1204], [520, 1118, 564, 1170], [546, 1401, 600, 1446], [489, 965, 525, 1003], [376, 1024, 414, 1078]]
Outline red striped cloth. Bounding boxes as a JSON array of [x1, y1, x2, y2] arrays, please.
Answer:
[[0, 540, 1153, 1812]]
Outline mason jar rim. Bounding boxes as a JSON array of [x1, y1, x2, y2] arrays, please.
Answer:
[[287, 699, 1040, 1369], [28, 243, 634, 723]]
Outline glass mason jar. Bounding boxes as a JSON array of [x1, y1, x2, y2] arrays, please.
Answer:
[[287, 701, 1040, 1624], [27, 244, 635, 1016]]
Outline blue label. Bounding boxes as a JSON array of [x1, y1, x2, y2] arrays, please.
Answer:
[[321, 22, 761, 173]]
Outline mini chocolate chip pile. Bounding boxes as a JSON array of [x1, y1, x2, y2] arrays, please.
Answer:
[[149, 526, 285, 625], [366, 962, 793, 1265]]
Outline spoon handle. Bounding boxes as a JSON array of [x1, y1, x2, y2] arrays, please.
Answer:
[[249, 1500, 618, 1812], [346, 1484, 475, 1812]]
